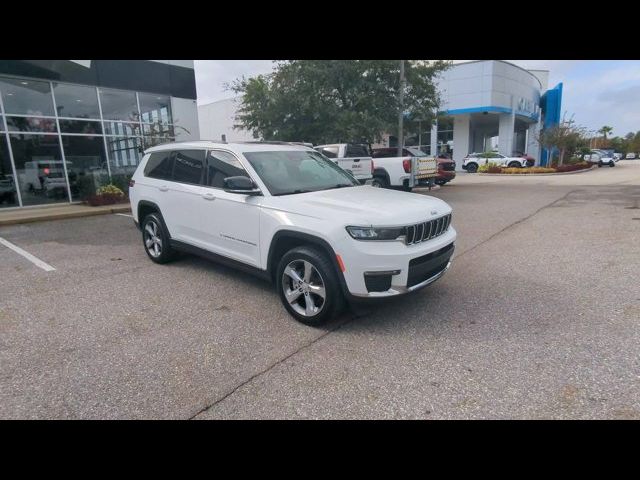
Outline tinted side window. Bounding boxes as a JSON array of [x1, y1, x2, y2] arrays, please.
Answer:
[[345, 145, 369, 157], [144, 151, 174, 180], [206, 150, 249, 188], [319, 146, 339, 158], [172, 150, 205, 185]]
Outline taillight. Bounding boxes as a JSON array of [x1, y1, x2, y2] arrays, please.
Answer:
[[128, 179, 135, 188], [43, 168, 50, 175], [402, 158, 411, 173]]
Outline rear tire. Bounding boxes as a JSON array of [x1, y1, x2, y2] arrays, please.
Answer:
[[276, 246, 344, 326], [609, 161, 615, 167], [141, 212, 176, 264], [371, 176, 388, 188]]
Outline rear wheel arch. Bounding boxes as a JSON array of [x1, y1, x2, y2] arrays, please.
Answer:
[[138, 200, 160, 224], [373, 168, 390, 186]]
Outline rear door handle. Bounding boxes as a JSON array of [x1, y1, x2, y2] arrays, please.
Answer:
[[158, 185, 169, 192], [202, 192, 216, 201]]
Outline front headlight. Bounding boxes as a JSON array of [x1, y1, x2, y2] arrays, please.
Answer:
[[346, 226, 405, 241]]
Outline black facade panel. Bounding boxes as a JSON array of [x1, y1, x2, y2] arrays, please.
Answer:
[[95, 60, 171, 95], [0, 60, 196, 99], [169, 65, 198, 100]]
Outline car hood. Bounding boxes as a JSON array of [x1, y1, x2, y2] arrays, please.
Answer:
[[261, 185, 452, 225]]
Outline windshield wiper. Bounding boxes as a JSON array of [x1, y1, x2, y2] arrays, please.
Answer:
[[273, 189, 312, 196], [321, 183, 355, 191]]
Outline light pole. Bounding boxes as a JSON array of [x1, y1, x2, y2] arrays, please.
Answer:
[[397, 60, 405, 157]]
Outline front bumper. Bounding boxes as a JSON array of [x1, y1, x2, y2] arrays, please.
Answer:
[[337, 226, 456, 298], [437, 170, 456, 181]]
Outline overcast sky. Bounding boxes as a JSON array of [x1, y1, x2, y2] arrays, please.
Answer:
[[194, 60, 640, 137]]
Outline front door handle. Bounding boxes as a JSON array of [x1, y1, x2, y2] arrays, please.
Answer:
[[158, 185, 169, 192], [202, 192, 216, 201]]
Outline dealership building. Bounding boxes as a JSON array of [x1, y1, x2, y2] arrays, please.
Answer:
[[198, 60, 562, 171], [0, 60, 200, 209]]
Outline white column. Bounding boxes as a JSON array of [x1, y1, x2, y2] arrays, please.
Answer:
[[498, 113, 515, 157], [527, 122, 540, 165], [430, 120, 438, 156], [452, 115, 470, 171]]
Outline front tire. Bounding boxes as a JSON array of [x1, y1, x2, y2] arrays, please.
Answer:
[[276, 246, 344, 326], [508, 161, 521, 168], [466, 163, 478, 173], [609, 161, 615, 167], [141, 212, 176, 264]]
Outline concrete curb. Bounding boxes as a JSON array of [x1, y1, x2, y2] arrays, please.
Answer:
[[477, 166, 598, 177], [0, 204, 132, 226]]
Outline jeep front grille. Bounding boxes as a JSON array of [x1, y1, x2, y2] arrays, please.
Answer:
[[405, 214, 451, 245]]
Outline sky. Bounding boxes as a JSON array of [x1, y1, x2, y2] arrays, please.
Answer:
[[194, 60, 640, 137]]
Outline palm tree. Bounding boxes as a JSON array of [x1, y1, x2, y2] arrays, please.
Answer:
[[598, 126, 613, 140]]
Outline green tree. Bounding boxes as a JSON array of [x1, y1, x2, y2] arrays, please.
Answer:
[[598, 125, 613, 146], [229, 60, 451, 145], [537, 114, 586, 166]]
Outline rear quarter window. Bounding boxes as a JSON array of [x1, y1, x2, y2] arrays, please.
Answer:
[[144, 151, 174, 180], [345, 145, 370, 157]]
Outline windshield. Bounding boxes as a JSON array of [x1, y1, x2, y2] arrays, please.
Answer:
[[243, 150, 360, 196]]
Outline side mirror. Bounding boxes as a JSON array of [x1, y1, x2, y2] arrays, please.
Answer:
[[223, 176, 261, 195]]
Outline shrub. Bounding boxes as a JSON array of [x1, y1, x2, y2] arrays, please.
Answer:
[[96, 184, 125, 196], [554, 162, 592, 173], [478, 161, 500, 173], [86, 184, 126, 207], [86, 193, 125, 206], [75, 172, 109, 200], [500, 167, 556, 174], [109, 174, 131, 194]]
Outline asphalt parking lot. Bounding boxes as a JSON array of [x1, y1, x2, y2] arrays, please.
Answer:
[[1, 161, 639, 419]]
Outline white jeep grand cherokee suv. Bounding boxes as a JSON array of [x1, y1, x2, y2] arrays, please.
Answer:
[[129, 141, 456, 325]]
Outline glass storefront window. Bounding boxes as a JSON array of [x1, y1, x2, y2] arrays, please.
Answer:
[[6, 116, 58, 133], [105, 136, 142, 176], [1, 115, 5, 131], [98, 88, 139, 123], [59, 119, 103, 135], [1, 136, 19, 208], [60, 135, 109, 201], [9, 134, 68, 206], [143, 123, 174, 137], [0, 77, 55, 116], [52, 83, 100, 119], [104, 121, 141, 137], [142, 137, 175, 150], [138, 93, 172, 125]]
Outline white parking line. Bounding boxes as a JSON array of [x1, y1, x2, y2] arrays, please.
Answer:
[[114, 213, 133, 218], [0, 237, 56, 272]]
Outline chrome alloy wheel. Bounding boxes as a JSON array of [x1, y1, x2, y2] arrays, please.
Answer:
[[144, 219, 163, 258], [282, 259, 326, 317]]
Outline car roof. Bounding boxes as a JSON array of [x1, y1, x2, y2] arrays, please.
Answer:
[[144, 140, 313, 155]]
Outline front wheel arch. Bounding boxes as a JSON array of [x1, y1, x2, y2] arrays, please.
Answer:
[[267, 230, 348, 295]]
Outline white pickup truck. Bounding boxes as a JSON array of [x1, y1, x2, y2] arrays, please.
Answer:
[[370, 147, 438, 191], [314, 144, 373, 184]]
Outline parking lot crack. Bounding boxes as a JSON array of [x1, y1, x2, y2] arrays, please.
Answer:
[[455, 189, 578, 261], [188, 319, 350, 420]]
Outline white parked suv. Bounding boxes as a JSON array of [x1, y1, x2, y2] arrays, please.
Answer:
[[129, 141, 456, 325], [584, 150, 616, 167], [462, 152, 528, 173]]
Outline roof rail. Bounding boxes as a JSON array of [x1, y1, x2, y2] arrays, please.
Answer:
[[238, 141, 313, 147]]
